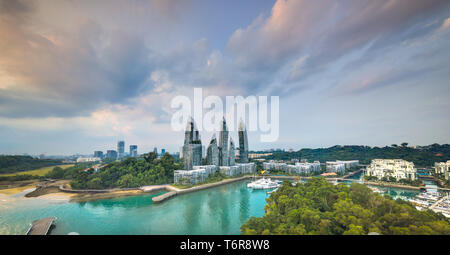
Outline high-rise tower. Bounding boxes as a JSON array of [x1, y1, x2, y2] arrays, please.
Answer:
[[130, 145, 138, 157], [229, 137, 235, 166], [183, 118, 202, 170], [219, 117, 229, 166], [206, 134, 219, 166], [238, 120, 249, 163], [117, 141, 125, 158]]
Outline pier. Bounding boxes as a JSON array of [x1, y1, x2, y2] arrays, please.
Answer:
[[149, 176, 250, 203], [26, 217, 56, 235]]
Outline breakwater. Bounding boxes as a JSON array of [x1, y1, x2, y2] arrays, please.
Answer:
[[151, 176, 251, 203]]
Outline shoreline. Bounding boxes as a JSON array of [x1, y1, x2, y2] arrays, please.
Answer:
[[0, 174, 444, 203], [152, 176, 251, 203]]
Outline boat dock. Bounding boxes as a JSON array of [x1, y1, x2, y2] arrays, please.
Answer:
[[26, 217, 56, 235], [151, 176, 250, 203]]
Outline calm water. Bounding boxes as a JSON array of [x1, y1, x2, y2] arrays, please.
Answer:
[[0, 180, 268, 235], [0, 175, 432, 235]]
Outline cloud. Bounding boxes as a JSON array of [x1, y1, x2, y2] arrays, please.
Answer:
[[226, 0, 450, 95]]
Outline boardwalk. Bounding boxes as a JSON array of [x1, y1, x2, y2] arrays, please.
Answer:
[[26, 217, 56, 235]]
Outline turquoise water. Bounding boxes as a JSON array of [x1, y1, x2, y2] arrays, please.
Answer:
[[339, 171, 422, 200], [0, 175, 432, 235], [0, 180, 268, 235]]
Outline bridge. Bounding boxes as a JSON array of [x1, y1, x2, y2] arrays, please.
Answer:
[[26, 217, 56, 235]]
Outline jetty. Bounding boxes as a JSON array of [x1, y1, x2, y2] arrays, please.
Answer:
[[149, 176, 250, 203], [26, 217, 56, 235]]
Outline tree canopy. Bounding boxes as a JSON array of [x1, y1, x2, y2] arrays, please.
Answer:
[[241, 178, 450, 235], [260, 144, 450, 167], [70, 153, 181, 189], [0, 155, 62, 174]]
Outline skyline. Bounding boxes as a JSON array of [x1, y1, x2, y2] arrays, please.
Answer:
[[1, 0, 450, 155]]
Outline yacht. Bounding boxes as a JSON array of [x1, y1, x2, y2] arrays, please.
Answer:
[[247, 178, 281, 190]]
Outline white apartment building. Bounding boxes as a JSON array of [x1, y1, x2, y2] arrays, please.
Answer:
[[336, 160, 359, 169], [76, 157, 101, 163], [174, 163, 256, 184], [326, 161, 346, 174], [263, 160, 321, 175], [366, 159, 417, 181], [435, 160, 450, 180]]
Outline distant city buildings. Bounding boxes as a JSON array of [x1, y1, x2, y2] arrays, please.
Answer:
[[435, 160, 450, 181], [130, 145, 138, 157], [366, 159, 417, 181], [248, 153, 273, 159], [153, 147, 158, 155], [76, 157, 101, 163], [105, 150, 117, 159], [117, 141, 125, 158], [94, 151, 103, 159], [161, 148, 165, 156]]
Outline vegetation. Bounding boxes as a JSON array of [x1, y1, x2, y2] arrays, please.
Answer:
[[0, 155, 62, 174], [241, 178, 450, 235], [70, 153, 181, 190], [0, 164, 74, 177], [363, 175, 422, 186], [261, 144, 450, 167]]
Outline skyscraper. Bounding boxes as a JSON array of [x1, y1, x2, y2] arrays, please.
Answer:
[[219, 117, 229, 166], [206, 134, 219, 166], [229, 137, 235, 166], [183, 118, 202, 170], [117, 141, 125, 158], [238, 120, 249, 163], [94, 151, 103, 159], [161, 148, 166, 156], [130, 145, 138, 157], [153, 147, 158, 155], [106, 150, 117, 159]]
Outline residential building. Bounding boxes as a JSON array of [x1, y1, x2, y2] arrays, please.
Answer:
[[366, 159, 417, 181], [76, 157, 101, 163], [435, 160, 450, 181]]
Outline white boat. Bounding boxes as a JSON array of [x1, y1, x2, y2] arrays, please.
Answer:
[[247, 178, 281, 190], [417, 192, 440, 201]]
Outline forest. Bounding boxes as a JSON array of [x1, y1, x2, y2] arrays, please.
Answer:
[[259, 143, 450, 167], [69, 152, 181, 189], [0, 155, 62, 174], [241, 178, 450, 235]]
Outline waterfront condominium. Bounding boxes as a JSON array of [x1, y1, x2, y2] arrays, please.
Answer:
[[238, 119, 249, 163], [183, 118, 202, 170], [435, 160, 450, 180], [219, 117, 229, 166], [366, 159, 417, 181]]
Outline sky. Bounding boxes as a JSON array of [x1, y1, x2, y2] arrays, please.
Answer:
[[0, 0, 449, 155]]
